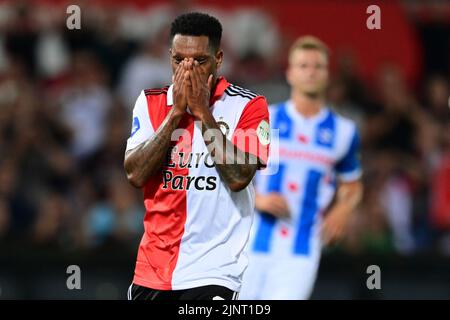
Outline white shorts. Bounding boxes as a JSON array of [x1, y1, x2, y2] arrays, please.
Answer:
[[239, 252, 321, 300]]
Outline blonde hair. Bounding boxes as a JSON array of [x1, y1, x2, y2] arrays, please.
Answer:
[[288, 35, 330, 61]]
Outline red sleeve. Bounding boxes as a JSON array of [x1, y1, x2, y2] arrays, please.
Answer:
[[231, 96, 270, 169]]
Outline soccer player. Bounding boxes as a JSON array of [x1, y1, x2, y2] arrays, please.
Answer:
[[240, 36, 363, 300], [123, 12, 270, 300]]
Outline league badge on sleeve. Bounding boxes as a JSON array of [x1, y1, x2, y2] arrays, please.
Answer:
[[257, 120, 270, 145], [130, 117, 140, 137]]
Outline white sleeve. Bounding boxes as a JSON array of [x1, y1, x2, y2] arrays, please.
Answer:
[[126, 90, 154, 152]]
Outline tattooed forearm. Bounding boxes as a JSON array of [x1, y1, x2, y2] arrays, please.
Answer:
[[200, 112, 258, 192], [124, 108, 184, 188]]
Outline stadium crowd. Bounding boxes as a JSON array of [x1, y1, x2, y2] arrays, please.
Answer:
[[0, 1, 449, 257]]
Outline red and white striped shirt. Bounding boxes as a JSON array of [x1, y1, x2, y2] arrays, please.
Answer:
[[126, 77, 270, 291]]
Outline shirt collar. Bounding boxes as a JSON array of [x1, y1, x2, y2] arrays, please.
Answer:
[[286, 99, 329, 124], [166, 76, 229, 106]]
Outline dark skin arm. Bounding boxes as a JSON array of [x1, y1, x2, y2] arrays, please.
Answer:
[[124, 63, 188, 188], [200, 106, 259, 192], [185, 59, 260, 192]]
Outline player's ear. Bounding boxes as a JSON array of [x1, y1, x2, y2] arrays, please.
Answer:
[[215, 50, 223, 69], [286, 67, 293, 86]]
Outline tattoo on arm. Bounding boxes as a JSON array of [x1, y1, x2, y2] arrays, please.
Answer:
[[200, 113, 258, 192], [124, 109, 183, 188]]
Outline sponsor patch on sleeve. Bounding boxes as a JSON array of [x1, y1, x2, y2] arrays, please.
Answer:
[[256, 119, 270, 145]]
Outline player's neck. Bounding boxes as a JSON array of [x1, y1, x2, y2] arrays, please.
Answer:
[[291, 91, 324, 118]]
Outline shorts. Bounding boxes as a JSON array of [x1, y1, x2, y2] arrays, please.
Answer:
[[128, 283, 239, 300], [239, 252, 321, 300]]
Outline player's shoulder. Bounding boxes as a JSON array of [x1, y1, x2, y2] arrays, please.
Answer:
[[133, 85, 171, 112], [224, 83, 263, 102], [143, 85, 170, 96], [327, 108, 358, 137], [267, 100, 289, 120], [331, 109, 357, 127], [268, 100, 289, 111]]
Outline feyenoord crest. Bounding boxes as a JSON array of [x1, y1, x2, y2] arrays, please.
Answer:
[[217, 118, 230, 136]]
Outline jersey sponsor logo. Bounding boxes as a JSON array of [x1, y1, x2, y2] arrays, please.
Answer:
[[278, 147, 334, 165], [162, 170, 217, 191], [161, 147, 218, 191], [165, 147, 216, 169], [257, 120, 270, 146], [130, 117, 140, 137]]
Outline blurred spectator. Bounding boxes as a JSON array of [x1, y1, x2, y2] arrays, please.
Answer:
[[423, 75, 450, 126], [83, 172, 143, 248], [0, 198, 11, 240], [32, 192, 70, 247], [226, 9, 280, 61], [328, 49, 369, 129], [91, 8, 137, 88], [59, 51, 112, 159], [118, 32, 171, 107], [380, 174, 415, 254], [4, 3, 39, 79], [0, 1, 446, 259], [409, 1, 450, 76]]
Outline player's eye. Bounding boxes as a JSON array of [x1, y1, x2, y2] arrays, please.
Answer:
[[196, 58, 207, 64], [174, 57, 182, 64]]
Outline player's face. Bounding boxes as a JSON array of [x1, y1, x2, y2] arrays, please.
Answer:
[[286, 49, 329, 96], [170, 34, 223, 83]]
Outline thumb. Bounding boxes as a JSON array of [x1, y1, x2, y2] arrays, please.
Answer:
[[207, 74, 213, 91]]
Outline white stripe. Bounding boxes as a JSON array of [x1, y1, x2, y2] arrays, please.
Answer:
[[226, 86, 256, 99], [227, 85, 256, 97], [230, 84, 257, 96], [127, 284, 132, 300], [225, 89, 255, 100]]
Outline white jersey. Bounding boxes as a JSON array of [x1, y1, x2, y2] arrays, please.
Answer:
[[126, 77, 270, 292], [248, 100, 362, 258]]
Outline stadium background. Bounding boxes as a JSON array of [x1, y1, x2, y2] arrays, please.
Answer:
[[0, 0, 449, 299]]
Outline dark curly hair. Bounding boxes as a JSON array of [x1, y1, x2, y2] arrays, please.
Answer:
[[170, 12, 222, 52]]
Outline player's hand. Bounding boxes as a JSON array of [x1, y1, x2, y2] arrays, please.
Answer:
[[255, 193, 290, 218], [172, 60, 188, 116], [184, 59, 213, 120], [320, 210, 350, 246]]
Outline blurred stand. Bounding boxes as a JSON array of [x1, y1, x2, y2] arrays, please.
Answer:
[[0, 0, 448, 299]]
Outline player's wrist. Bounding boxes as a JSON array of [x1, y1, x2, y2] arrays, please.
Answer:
[[169, 107, 185, 121], [196, 106, 214, 123]]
